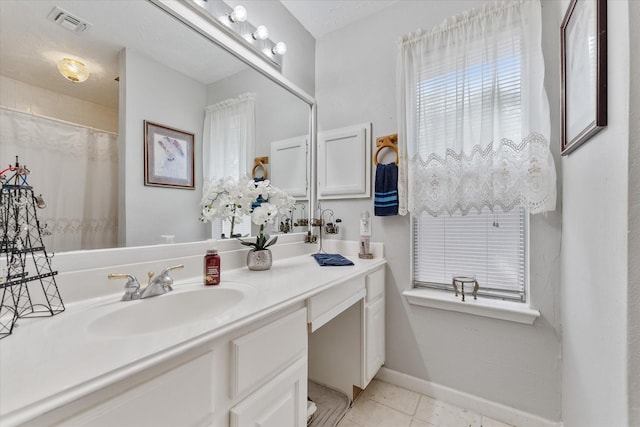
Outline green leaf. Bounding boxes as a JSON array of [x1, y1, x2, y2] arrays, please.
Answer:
[[264, 236, 278, 248]]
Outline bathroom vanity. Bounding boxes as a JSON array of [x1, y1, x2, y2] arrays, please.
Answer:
[[0, 238, 385, 427]]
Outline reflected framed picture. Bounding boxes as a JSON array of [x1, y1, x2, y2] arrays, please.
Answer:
[[144, 121, 195, 189], [560, 0, 607, 155]]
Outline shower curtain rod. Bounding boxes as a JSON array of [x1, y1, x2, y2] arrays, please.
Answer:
[[0, 105, 118, 136]]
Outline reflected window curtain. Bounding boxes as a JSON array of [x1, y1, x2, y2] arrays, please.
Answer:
[[397, 0, 556, 216], [202, 93, 256, 238], [0, 107, 118, 252]]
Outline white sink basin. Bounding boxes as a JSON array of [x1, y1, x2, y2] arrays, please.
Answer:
[[87, 285, 246, 336]]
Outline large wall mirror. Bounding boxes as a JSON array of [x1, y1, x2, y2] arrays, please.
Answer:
[[0, 0, 314, 253]]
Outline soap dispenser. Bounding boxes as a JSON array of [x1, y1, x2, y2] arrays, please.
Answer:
[[359, 211, 373, 259], [204, 240, 221, 286]]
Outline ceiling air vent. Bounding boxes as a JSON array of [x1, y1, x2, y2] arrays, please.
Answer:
[[47, 6, 91, 33]]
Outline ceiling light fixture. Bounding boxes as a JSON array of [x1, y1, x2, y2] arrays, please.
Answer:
[[229, 5, 247, 23], [57, 58, 89, 83], [252, 25, 269, 40]]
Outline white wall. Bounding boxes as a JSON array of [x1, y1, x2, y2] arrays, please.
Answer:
[[0, 75, 117, 133], [224, 0, 315, 97], [120, 49, 208, 247], [315, 0, 563, 421], [559, 0, 630, 424], [628, 2, 640, 425]]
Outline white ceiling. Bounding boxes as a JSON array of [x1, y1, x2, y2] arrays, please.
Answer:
[[0, 0, 398, 110], [0, 1, 246, 109], [279, 0, 399, 39]]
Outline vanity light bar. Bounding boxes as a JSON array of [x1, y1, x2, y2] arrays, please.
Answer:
[[191, 0, 286, 69]]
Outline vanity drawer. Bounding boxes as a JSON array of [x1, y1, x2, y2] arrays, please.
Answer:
[[307, 275, 366, 332], [366, 267, 385, 303], [230, 308, 307, 399]]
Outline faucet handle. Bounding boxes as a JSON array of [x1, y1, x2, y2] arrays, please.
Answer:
[[161, 264, 184, 275], [108, 273, 141, 301], [157, 264, 184, 291]]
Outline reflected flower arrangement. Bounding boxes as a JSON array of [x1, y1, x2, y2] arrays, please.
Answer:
[[200, 176, 295, 250]]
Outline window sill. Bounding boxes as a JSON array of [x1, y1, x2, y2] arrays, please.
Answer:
[[403, 288, 540, 325]]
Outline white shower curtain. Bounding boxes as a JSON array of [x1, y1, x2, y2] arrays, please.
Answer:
[[0, 107, 118, 252]]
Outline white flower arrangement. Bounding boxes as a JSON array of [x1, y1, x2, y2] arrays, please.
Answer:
[[200, 176, 295, 250]]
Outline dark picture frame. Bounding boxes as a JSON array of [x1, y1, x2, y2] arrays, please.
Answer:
[[560, 0, 607, 155], [144, 120, 195, 189]]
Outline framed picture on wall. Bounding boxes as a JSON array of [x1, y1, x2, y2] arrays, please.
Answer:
[[560, 0, 607, 155], [144, 120, 195, 189]]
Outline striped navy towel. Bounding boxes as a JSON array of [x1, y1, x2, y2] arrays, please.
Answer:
[[374, 163, 398, 216]]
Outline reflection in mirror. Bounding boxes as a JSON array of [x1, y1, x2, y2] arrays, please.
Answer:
[[0, 0, 311, 253]]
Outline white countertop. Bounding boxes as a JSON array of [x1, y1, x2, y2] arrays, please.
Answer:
[[0, 250, 385, 425]]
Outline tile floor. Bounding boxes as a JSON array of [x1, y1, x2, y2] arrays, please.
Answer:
[[337, 380, 513, 427]]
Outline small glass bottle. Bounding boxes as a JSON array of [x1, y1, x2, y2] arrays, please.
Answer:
[[204, 247, 221, 286]]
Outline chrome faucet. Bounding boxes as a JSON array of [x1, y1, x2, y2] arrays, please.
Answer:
[[107, 274, 141, 301], [140, 265, 184, 298], [108, 264, 184, 301]]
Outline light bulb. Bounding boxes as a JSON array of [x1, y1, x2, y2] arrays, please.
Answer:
[[229, 5, 247, 23], [272, 41, 287, 55], [252, 25, 269, 40], [57, 58, 89, 83]]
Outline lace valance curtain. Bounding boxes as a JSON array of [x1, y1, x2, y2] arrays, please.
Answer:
[[397, 0, 556, 216]]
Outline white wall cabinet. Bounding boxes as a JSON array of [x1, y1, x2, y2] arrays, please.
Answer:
[[317, 123, 371, 199], [270, 135, 308, 199]]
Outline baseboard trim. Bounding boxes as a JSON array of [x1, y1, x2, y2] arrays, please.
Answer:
[[375, 367, 563, 427]]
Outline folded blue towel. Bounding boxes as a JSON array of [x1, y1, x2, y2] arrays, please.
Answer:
[[374, 163, 398, 216], [312, 253, 354, 267]]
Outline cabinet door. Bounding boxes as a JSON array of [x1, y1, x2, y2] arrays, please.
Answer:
[[364, 296, 385, 386], [317, 123, 371, 199], [231, 308, 307, 399], [230, 356, 307, 427], [270, 135, 308, 199], [55, 352, 214, 427]]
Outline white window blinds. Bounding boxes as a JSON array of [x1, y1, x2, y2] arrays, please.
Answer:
[[415, 26, 523, 158], [413, 207, 527, 301]]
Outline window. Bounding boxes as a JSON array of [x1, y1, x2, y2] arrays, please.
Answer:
[[415, 26, 523, 159], [413, 207, 527, 302], [412, 24, 526, 300], [203, 93, 256, 240], [398, 1, 555, 303], [216, 216, 251, 239]]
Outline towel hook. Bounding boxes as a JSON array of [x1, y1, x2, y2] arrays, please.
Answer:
[[373, 134, 399, 165]]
